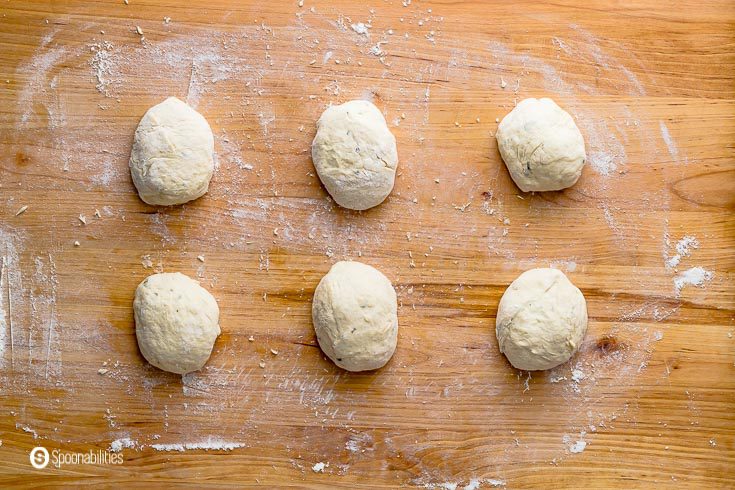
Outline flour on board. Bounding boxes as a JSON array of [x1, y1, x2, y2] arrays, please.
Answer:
[[418, 478, 506, 489], [16, 28, 70, 126], [90, 41, 115, 96], [109, 437, 137, 453], [674, 267, 714, 296], [151, 438, 245, 452], [563, 431, 588, 454], [17, 424, 39, 439], [665, 235, 699, 268], [351, 23, 370, 36], [659, 120, 680, 161]]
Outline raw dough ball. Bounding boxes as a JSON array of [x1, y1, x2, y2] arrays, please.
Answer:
[[496, 268, 587, 371], [129, 97, 215, 206], [495, 97, 585, 192], [134, 272, 221, 374], [312, 261, 398, 371], [311, 100, 398, 210]]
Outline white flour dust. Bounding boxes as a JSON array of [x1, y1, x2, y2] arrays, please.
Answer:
[[151, 438, 246, 452], [419, 478, 506, 489], [29, 254, 61, 380], [110, 436, 244, 452], [569, 440, 587, 454], [16, 29, 70, 126], [659, 120, 680, 162], [666, 235, 699, 268], [0, 231, 19, 370], [674, 267, 714, 296], [90, 41, 116, 96], [0, 230, 19, 371], [109, 437, 136, 453]]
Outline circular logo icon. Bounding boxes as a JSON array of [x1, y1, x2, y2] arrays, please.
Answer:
[[30, 447, 49, 469]]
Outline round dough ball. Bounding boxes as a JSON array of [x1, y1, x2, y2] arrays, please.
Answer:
[[134, 272, 221, 374], [129, 97, 215, 206], [496, 268, 587, 371], [312, 261, 398, 371], [495, 98, 585, 192], [311, 100, 398, 210]]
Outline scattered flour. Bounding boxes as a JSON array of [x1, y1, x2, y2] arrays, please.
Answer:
[[674, 267, 714, 295], [550, 260, 577, 273], [601, 204, 624, 241], [351, 23, 370, 36], [89, 41, 116, 96], [0, 228, 28, 373], [0, 253, 10, 369], [420, 479, 505, 490], [109, 437, 137, 453], [141, 255, 153, 269], [582, 119, 627, 176], [312, 461, 327, 473], [666, 235, 699, 268], [345, 432, 373, 453], [465, 479, 506, 489], [17, 424, 39, 439], [564, 431, 588, 454], [659, 120, 679, 161], [150, 438, 245, 452], [571, 369, 585, 383], [16, 29, 71, 126], [587, 150, 617, 176], [569, 440, 587, 454]]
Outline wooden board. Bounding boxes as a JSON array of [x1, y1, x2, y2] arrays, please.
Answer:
[[0, 0, 733, 487]]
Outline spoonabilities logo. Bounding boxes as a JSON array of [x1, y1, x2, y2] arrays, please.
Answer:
[[30, 447, 49, 469]]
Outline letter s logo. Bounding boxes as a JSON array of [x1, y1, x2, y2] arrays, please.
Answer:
[[30, 447, 49, 469]]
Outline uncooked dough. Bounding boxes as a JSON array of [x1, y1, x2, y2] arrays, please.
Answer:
[[134, 272, 221, 374], [129, 97, 215, 206], [495, 97, 586, 192], [496, 268, 587, 371], [311, 100, 398, 210], [312, 261, 398, 371]]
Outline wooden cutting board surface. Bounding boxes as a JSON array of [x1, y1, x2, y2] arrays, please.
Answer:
[[0, 0, 733, 487]]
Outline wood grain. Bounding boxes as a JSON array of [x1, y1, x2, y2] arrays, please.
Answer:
[[0, 0, 733, 487]]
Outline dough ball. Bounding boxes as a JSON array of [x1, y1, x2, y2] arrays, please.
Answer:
[[130, 97, 215, 206], [496, 268, 587, 371], [312, 261, 398, 371], [134, 272, 221, 374], [495, 98, 585, 192], [312, 100, 398, 210]]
